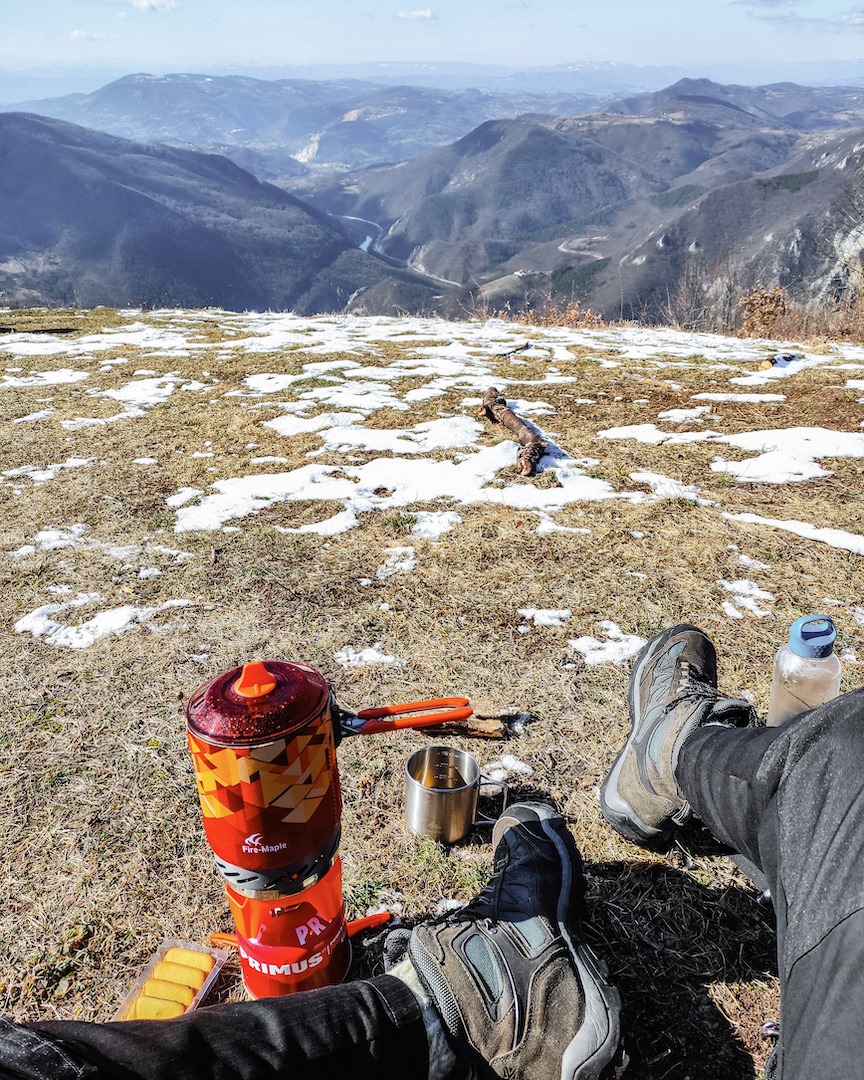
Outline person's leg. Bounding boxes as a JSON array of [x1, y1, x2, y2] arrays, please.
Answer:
[[675, 721, 781, 868], [2, 975, 426, 1080], [600, 622, 864, 1080], [2, 801, 622, 1080], [599, 624, 755, 848], [677, 689, 864, 1080]]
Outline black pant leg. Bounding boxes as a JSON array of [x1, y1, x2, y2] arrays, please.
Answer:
[[1, 975, 427, 1080], [676, 687, 864, 1080], [675, 719, 783, 867]]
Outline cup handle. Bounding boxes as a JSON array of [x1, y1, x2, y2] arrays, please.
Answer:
[[475, 774, 509, 825]]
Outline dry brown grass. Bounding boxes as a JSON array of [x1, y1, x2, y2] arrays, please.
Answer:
[[497, 280, 864, 346], [507, 298, 607, 330], [2, 308, 863, 1077]]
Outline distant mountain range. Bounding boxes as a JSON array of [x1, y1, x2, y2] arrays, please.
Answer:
[[5, 58, 864, 105], [8, 72, 602, 177], [2, 73, 864, 319], [258, 59, 864, 92], [283, 78, 864, 319]]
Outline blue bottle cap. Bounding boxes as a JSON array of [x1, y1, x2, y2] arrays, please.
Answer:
[[789, 615, 837, 659]]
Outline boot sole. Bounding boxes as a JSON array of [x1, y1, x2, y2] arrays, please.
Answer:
[[598, 625, 706, 849]]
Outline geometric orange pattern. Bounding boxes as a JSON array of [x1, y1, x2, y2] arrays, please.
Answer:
[[188, 712, 336, 828]]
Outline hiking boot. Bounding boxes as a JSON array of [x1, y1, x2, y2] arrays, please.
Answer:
[[600, 623, 754, 848], [403, 801, 621, 1080]]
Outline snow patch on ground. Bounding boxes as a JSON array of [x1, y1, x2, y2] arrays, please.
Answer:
[[171, 445, 636, 534], [569, 621, 647, 666], [728, 513, 864, 555], [483, 754, 535, 782], [730, 546, 770, 570], [657, 406, 711, 423], [10, 526, 193, 567], [710, 427, 864, 483], [730, 354, 833, 386], [15, 594, 192, 648], [333, 644, 404, 669], [718, 579, 774, 618], [1, 369, 88, 388], [277, 509, 360, 536], [3, 457, 92, 489], [629, 470, 706, 502], [518, 608, 572, 628], [14, 408, 55, 423], [692, 392, 785, 403], [377, 546, 416, 579], [601, 425, 864, 484], [0, 322, 191, 357], [167, 487, 205, 508], [411, 511, 463, 538]]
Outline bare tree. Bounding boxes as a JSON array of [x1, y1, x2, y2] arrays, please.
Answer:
[[817, 174, 864, 305]]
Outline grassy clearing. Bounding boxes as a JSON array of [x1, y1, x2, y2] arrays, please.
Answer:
[[2, 308, 863, 1078]]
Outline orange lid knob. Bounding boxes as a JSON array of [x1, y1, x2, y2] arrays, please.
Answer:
[[233, 661, 277, 699]]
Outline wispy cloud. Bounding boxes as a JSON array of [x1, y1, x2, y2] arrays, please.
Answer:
[[69, 29, 108, 40], [733, 0, 864, 31], [127, 0, 177, 11], [729, 0, 801, 14], [817, 7, 864, 29], [396, 9, 438, 20], [731, 0, 800, 7]]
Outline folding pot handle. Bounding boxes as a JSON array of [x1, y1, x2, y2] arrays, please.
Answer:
[[475, 773, 509, 825], [354, 697, 472, 734]]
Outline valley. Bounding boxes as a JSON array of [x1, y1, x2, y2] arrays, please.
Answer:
[[3, 71, 864, 323]]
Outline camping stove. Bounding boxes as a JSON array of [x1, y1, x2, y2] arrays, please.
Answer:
[[187, 659, 471, 996]]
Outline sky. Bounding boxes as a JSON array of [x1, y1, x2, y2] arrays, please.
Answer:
[[4, 0, 864, 75]]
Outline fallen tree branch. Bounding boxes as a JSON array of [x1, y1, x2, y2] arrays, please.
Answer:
[[477, 386, 547, 476], [492, 341, 530, 359]]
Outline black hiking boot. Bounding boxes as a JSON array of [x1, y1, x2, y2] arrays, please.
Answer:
[[402, 802, 622, 1080], [600, 623, 754, 848]]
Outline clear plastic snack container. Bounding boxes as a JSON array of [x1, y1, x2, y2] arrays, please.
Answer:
[[113, 938, 230, 1021]]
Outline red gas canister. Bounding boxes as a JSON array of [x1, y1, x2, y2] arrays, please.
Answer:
[[226, 857, 350, 997], [186, 661, 342, 897]]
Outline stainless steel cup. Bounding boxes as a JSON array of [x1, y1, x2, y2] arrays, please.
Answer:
[[404, 745, 508, 844]]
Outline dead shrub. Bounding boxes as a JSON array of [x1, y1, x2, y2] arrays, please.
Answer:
[[737, 286, 789, 337], [501, 297, 606, 329]]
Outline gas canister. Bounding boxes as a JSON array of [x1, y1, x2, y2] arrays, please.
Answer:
[[186, 660, 342, 898], [226, 857, 350, 997]]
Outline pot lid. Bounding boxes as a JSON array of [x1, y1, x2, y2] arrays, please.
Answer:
[[186, 660, 330, 746]]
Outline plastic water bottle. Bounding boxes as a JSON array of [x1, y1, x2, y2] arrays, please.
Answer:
[[767, 615, 842, 727]]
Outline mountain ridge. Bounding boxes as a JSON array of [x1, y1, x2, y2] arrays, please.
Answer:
[[0, 112, 438, 312], [4, 74, 864, 321]]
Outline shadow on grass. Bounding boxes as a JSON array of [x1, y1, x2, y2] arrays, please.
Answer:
[[584, 854, 776, 1080]]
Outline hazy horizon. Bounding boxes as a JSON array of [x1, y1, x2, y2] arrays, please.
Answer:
[[4, 0, 864, 99]]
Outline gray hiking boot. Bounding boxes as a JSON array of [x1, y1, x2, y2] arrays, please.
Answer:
[[600, 623, 754, 848], [404, 802, 621, 1080]]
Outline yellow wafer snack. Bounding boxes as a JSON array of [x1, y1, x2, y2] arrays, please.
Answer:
[[142, 978, 195, 1007], [163, 947, 215, 974], [134, 996, 185, 1020], [152, 960, 206, 990]]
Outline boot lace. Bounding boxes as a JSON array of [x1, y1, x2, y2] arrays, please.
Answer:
[[675, 662, 755, 725], [671, 661, 728, 708]]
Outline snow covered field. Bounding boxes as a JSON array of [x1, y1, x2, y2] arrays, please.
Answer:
[[4, 310, 863, 658]]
